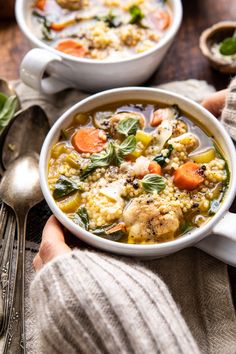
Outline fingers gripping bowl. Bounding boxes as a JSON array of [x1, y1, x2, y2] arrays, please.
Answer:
[[40, 88, 236, 264]]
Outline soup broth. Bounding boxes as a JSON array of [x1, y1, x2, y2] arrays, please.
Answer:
[[48, 101, 229, 244], [30, 0, 172, 60]]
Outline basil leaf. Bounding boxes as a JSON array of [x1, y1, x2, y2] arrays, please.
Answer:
[[141, 174, 166, 193], [95, 11, 121, 28], [80, 136, 136, 180], [219, 37, 236, 56], [74, 206, 89, 230], [153, 145, 173, 167], [208, 199, 220, 216], [80, 142, 115, 180], [53, 175, 80, 199], [117, 118, 139, 136], [129, 5, 144, 25], [0, 95, 17, 130], [119, 135, 137, 155]]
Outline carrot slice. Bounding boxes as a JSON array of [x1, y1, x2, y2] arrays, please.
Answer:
[[55, 40, 87, 58], [72, 128, 107, 153], [173, 162, 204, 190], [106, 223, 126, 235], [153, 9, 171, 30], [51, 19, 76, 32], [35, 0, 46, 11], [150, 110, 163, 127], [148, 161, 162, 175]]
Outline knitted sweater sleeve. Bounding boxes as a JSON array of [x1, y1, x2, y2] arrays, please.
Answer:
[[30, 249, 200, 354], [221, 77, 236, 140]]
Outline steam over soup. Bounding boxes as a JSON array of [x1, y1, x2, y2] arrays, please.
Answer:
[[30, 0, 172, 60], [48, 101, 229, 244]]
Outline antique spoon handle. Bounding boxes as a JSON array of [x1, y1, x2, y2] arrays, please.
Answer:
[[3, 211, 27, 354], [0, 210, 16, 335]]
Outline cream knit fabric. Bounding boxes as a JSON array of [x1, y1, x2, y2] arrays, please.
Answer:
[[31, 250, 201, 354]]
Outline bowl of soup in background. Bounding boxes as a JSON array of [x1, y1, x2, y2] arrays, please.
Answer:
[[16, 0, 182, 93], [39, 87, 236, 265]]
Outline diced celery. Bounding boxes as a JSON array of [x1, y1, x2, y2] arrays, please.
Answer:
[[192, 148, 215, 164], [57, 192, 81, 213], [135, 130, 153, 147]]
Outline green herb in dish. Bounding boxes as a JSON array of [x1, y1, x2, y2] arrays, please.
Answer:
[[153, 145, 173, 166], [180, 221, 193, 235], [141, 174, 166, 193], [73, 206, 89, 230], [33, 10, 53, 41], [117, 117, 140, 137], [80, 136, 137, 180], [53, 175, 81, 199], [219, 30, 236, 56], [92, 223, 126, 241], [95, 11, 121, 28], [129, 5, 147, 28]]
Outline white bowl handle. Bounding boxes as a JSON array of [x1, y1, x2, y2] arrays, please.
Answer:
[[195, 212, 236, 266], [20, 48, 71, 94]]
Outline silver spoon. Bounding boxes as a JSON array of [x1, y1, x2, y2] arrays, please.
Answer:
[[0, 106, 50, 336], [0, 153, 43, 353]]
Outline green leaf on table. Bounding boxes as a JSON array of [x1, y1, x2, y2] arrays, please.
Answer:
[[117, 117, 139, 137], [0, 92, 7, 111], [0, 95, 17, 130], [141, 174, 166, 193], [53, 175, 81, 199]]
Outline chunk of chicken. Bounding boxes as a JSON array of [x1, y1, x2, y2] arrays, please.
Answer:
[[123, 196, 182, 243], [56, 0, 87, 10]]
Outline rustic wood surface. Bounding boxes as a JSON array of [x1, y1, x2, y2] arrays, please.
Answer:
[[0, 0, 236, 307]]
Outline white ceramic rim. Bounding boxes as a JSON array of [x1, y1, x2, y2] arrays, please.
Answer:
[[15, 0, 183, 64], [39, 87, 236, 253]]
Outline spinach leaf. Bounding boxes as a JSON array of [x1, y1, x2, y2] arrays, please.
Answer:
[[117, 118, 139, 137], [33, 10, 53, 41], [95, 11, 121, 28], [141, 174, 166, 193], [208, 199, 220, 216], [80, 136, 136, 180], [219, 30, 236, 56], [73, 206, 89, 230], [180, 221, 193, 235], [153, 145, 173, 167], [0, 95, 17, 130], [129, 5, 145, 26], [92, 223, 126, 241], [53, 175, 81, 199]]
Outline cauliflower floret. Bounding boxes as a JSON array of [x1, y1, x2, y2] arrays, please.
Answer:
[[123, 196, 182, 243]]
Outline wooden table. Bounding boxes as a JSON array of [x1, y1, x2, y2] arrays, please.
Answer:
[[0, 0, 236, 306]]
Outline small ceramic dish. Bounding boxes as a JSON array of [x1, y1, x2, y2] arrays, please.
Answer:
[[200, 21, 236, 74], [39, 87, 236, 265]]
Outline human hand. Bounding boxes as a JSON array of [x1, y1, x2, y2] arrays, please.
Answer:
[[33, 216, 72, 272], [202, 89, 227, 117]]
